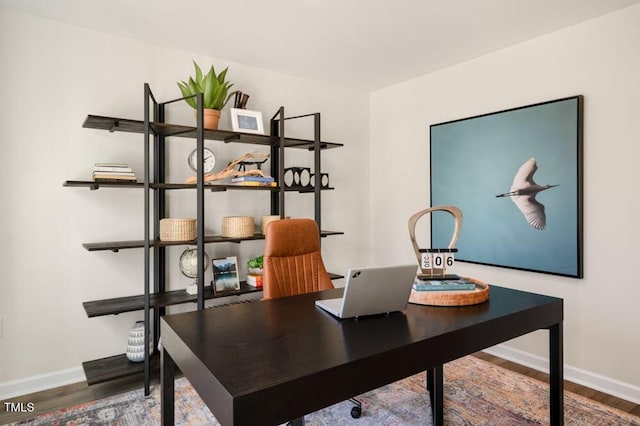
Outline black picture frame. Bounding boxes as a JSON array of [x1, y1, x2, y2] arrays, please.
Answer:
[[430, 96, 583, 278]]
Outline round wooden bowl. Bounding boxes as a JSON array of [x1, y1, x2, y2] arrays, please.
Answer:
[[408, 276, 490, 307]]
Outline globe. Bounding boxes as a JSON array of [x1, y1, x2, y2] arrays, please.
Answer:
[[179, 248, 210, 279]]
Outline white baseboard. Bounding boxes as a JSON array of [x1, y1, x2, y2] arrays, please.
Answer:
[[0, 367, 85, 401], [484, 344, 640, 405]]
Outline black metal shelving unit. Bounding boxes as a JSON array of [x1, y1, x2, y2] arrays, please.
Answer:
[[65, 84, 343, 395]]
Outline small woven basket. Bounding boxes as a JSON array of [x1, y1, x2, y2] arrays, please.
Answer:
[[222, 216, 255, 238], [159, 218, 196, 241], [261, 215, 280, 234], [260, 215, 291, 234]]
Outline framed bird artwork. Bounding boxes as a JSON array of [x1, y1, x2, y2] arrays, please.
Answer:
[[430, 96, 583, 278]]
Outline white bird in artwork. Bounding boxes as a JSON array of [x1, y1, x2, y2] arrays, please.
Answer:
[[496, 158, 558, 230]]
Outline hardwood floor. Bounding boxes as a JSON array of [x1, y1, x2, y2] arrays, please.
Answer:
[[1, 353, 639, 424], [474, 352, 640, 418]]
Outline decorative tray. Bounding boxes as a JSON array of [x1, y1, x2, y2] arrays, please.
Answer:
[[408, 277, 489, 307]]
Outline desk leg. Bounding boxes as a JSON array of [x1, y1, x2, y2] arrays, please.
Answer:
[[427, 365, 444, 426], [161, 347, 176, 426], [549, 323, 564, 426]]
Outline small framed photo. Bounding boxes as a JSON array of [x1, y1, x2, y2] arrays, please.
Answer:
[[212, 256, 240, 293], [230, 108, 264, 134]]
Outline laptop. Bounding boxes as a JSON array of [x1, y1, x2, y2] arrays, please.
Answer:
[[315, 264, 417, 319]]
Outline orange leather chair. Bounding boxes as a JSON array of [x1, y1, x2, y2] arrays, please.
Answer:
[[262, 218, 363, 419], [262, 218, 334, 300]]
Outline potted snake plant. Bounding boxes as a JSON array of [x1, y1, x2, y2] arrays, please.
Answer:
[[177, 61, 236, 129]]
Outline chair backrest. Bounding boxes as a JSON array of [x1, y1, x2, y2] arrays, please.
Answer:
[[263, 218, 334, 299]]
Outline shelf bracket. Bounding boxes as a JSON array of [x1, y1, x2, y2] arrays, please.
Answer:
[[307, 143, 328, 151], [224, 134, 241, 143], [108, 120, 120, 133], [89, 184, 100, 191], [110, 249, 120, 253]]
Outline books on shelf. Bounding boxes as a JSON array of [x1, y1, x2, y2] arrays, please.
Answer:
[[412, 278, 477, 292], [94, 166, 134, 173], [246, 273, 263, 288], [229, 181, 277, 187], [93, 173, 136, 180], [226, 175, 276, 187], [231, 176, 274, 183], [94, 162, 129, 168], [92, 163, 137, 182]]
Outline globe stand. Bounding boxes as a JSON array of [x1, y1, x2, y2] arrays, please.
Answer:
[[185, 280, 198, 295], [179, 248, 210, 295]]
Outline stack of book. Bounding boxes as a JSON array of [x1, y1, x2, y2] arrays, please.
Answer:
[[246, 273, 263, 288], [230, 176, 276, 187], [92, 163, 137, 182], [412, 278, 477, 292]]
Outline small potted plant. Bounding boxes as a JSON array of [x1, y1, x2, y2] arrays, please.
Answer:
[[247, 255, 264, 275], [246, 255, 264, 287], [177, 61, 236, 130]]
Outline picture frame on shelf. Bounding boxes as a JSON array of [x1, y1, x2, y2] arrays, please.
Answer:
[[212, 256, 241, 293], [230, 108, 264, 134]]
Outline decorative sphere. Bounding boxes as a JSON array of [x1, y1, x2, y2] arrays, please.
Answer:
[[179, 248, 210, 278]]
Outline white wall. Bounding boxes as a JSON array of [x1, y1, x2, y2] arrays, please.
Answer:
[[0, 9, 370, 395], [370, 5, 640, 400], [3, 3, 640, 404]]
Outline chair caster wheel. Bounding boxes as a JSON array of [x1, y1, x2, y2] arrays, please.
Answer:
[[350, 405, 362, 418]]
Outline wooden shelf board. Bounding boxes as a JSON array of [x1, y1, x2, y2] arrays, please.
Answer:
[[64, 180, 334, 193], [284, 186, 335, 192], [63, 180, 144, 189], [83, 115, 343, 150], [82, 352, 159, 385], [83, 284, 262, 317], [82, 230, 344, 252]]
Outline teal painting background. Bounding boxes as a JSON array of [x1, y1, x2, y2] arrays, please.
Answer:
[[430, 97, 581, 277]]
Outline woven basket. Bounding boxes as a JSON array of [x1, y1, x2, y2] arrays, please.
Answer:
[[159, 218, 196, 241], [260, 215, 291, 234], [222, 216, 255, 238]]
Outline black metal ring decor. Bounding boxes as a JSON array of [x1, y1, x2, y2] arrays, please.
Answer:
[[299, 168, 311, 187], [283, 167, 311, 188], [283, 167, 329, 189], [310, 173, 330, 188]]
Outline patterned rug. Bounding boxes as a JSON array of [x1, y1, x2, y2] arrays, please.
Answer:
[[10, 356, 640, 425]]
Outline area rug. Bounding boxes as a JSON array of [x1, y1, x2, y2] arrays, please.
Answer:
[[10, 356, 640, 425]]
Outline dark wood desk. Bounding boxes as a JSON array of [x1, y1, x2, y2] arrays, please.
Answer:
[[161, 285, 563, 426]]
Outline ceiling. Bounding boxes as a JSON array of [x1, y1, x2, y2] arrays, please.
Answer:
[[2, 0, 639, 91]]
